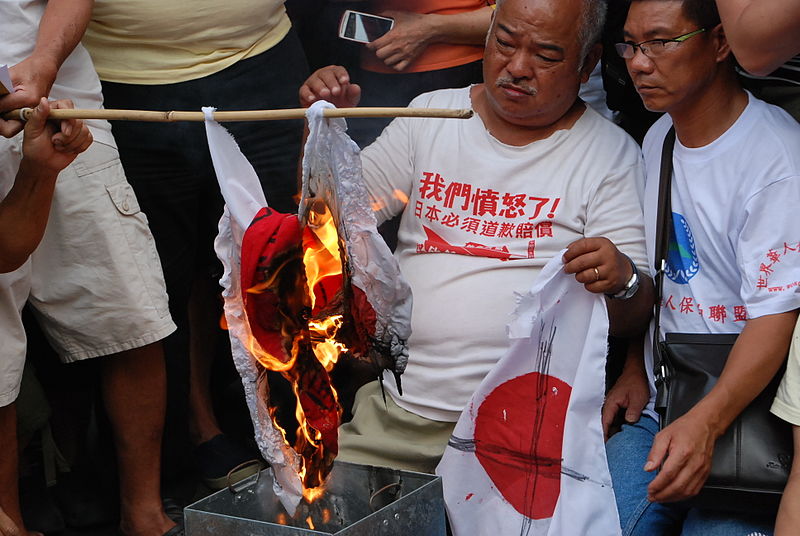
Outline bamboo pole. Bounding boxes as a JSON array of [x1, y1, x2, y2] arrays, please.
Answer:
[[1, 106, 473, 122]]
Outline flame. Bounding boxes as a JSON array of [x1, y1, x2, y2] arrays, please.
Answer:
[[322, 508, 332, 524], [393, 189, 409, 204], [303, 201, 342, 311], [276, 513, 288, 525], [370, 189, 409, 213], [309, 315, 346, 371], [303, 485, 326, 504], [244, 200, 347, 504]]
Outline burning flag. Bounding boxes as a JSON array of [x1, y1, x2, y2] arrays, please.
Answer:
[[436, 253, 621, 536], [205, 103, 412, 513]]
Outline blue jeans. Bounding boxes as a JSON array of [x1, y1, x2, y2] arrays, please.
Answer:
[[606, 415, 775, 536]]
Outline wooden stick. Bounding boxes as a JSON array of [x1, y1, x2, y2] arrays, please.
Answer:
[[1, 106, 473, 122]]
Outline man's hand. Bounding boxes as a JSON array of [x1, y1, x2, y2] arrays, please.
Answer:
[[299, 65, 362, 108], [0, 56, 59, 138], [21, 98, 93, 174], [602, 347, 650, 440], [366, 11, 434, 72], [563, 237, 633, 295], [644, 409, 719, 502]]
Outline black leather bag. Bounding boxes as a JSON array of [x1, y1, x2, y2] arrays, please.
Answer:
[[652, 128, 793, 511], [657, 333, 792, 510]]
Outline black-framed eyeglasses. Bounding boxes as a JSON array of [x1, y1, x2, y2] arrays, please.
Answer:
[[615, 28, 706, 59]]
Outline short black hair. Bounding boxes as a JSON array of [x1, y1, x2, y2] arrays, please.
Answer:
[[681, 0, 721, 28], [628, 0, 721, 29]]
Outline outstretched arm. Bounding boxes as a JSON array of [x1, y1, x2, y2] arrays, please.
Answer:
[[0, 0, 94, 137], [0, 99, 93, 273], [715, 0, 800, 75], [366, 7, 494, 72]]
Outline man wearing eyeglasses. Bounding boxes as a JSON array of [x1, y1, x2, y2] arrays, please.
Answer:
[[605, 1, 800, 534]]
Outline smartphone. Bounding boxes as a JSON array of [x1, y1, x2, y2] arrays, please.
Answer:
[[338, 10, 395, 43]]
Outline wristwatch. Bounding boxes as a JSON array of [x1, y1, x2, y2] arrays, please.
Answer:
[[606, 254, 640, 300]]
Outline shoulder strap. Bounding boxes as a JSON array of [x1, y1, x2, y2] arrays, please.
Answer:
[[653, 127, 676, 410], [653, 126, 676, 329]]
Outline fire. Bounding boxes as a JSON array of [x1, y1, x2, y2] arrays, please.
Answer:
[[306, 516, 316, 530], [370, 188, 409, 212], [244, 200, 347, 502], [302, 484, 326, 504], [393, 188, 409, 204], [303, 200, 342, 312]]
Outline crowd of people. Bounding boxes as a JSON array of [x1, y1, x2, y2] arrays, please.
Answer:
[[0, 0, 798, 535]]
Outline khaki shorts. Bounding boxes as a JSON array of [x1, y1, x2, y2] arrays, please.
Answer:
[[0, 139, 176, 407], [338, 381, 456, 473]]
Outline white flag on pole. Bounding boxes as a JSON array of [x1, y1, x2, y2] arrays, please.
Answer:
[[204, 107, 305, 513], [436, 253, 621, 536]]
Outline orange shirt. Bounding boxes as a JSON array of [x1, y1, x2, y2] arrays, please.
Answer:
[[361, 0, 490, 74]]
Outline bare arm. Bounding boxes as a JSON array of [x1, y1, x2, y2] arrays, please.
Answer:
[[716, 0, 800, 75], [646, 309, 799, 502], [602, 334, 651, 440], [0, 99, 93, 273], [776, 426, 800, 535], [0, 0, 93, 136], [366, 7, 493, 72]]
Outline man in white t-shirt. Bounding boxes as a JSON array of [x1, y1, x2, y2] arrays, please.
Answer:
[[300, 0, 654, 473], [606, 1, 800, 534], [0, 1, 177, 535]]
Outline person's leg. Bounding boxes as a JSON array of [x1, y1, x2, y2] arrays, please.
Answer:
[[682, 507, 774, 536], [27, 142, 177, 532], [606, 415, 687, 535], [0, 403, 23, 532], [101, 344, 174, 536], [101, 79, 210, 479], [338, 381, 455, 473], [181, 31, 310, 485], [0, 404, 39, 536], [187, 274, 222, 446]]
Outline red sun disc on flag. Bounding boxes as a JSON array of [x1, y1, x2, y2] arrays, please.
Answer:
[[474, 372, 572, 519]]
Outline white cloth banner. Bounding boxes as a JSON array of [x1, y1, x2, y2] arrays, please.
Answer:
[[204, 107, 305, 513], [436, 253, 621, 536]]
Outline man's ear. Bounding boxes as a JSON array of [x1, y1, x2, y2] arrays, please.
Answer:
[[580, 42, 603, 82], [712, 23, 732, 63], [485, 7, 498, 46]]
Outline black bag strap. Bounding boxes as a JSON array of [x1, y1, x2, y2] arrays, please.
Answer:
[[653, 127, 676, 411]]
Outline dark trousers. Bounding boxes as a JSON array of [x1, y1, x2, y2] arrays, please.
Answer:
[[101, 29, 309, 477]]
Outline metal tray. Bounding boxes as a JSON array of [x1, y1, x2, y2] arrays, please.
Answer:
[[184, 460, 446, 535]]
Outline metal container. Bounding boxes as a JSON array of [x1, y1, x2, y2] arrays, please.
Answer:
[[184, 461, 446, 535]]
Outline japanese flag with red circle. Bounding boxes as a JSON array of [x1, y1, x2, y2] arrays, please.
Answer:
[[436, 253, 621, 536]]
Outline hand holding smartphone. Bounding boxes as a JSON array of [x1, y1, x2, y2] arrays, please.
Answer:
[[338, 10, 395, 43]]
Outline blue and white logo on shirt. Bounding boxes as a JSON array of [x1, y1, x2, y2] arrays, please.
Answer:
[[666, 212, 699, 284]]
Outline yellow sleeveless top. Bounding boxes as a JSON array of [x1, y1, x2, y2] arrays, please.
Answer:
[[85, 0, 290, 84]]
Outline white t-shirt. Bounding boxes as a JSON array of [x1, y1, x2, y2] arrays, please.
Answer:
[[641, 92, 800, 416], [361, 86, 649, 421], [0, 0, 114, 151]]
